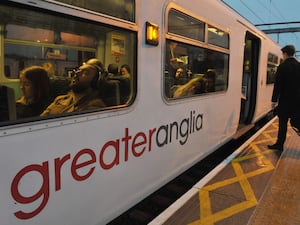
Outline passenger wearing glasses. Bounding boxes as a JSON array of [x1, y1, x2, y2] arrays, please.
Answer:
[[41, 58, 106, 116]]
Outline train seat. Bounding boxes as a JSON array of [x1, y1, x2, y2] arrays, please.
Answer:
[[98, 79, 120, 106], [0, 85, 16, 121], [49, 77, 70, 101]]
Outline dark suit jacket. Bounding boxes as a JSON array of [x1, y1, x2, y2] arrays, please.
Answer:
[[272, 57, 300, 116]]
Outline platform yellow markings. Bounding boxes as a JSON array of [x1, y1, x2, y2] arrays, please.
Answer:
[[261, 121, 279, 139], [232, 149, 273, 163], [261, 131, 275, 140], [263, 127, 292, 140], [188, 133, 279, 225], [200, 162, 274, 192], [198, 189, 213, 225], [232, 161, 257, 203], [188, 198, 256, 225], [262, 120, 292, 139]]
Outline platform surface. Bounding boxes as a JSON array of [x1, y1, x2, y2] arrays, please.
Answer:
[[149, 118, 300, 225], [247, 124, 300, 225]]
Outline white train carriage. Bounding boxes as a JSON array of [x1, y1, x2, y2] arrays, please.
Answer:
[[0, 0, 281, 224]]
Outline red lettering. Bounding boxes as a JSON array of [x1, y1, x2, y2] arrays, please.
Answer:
[[54, 154, 71, 191], [71, 149, 96, 181], [132, 132, 147, 157], [11, 162, 49, 220], [100, 140, 120, 169], [148, 128, 156, 151], [122, 128, 132, 161], [10, 127, 161, 220]]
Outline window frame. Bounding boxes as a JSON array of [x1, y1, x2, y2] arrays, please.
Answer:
[[0, 1, 138, 127], [164, 7, 230, 101], [266, 52, 279, 85]]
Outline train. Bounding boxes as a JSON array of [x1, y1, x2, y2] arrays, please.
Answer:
[[0, 0, 282, 224]]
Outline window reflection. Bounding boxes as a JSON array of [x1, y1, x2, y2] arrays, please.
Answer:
[[164, 40, 229, 99], [0, 3, 136, 125], [267, 53, 279, 84], [54, 0, 135, 22], [208, 25, 229, 49], [168, 9, 205, 41]]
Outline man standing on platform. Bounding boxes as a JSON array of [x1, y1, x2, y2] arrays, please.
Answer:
[[268, 45, 300, 151]]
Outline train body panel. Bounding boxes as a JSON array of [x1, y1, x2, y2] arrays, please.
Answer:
[[254, 41, 282, 121], [0, 0, 281, 224]]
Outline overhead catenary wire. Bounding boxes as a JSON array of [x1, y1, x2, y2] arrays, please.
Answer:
[[224, 0, 300, 51]]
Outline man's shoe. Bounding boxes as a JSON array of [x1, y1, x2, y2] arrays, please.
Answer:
[[267, 144, 283, 151]]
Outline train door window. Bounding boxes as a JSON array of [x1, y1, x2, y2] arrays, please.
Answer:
[[165, 9, 229, 99], [266, 53, 278, 84], [239, 32, 260, 124], [53, 0, 135, 22], [0, 2, 137, 126]]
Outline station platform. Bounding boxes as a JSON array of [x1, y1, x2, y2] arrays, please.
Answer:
[[149, 118, 300, 225]]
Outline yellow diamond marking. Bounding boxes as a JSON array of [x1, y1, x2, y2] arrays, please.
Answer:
[[188, 121, 289, 225]]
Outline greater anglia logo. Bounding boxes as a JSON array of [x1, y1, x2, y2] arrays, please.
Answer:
[[11, 110, 203, 220]]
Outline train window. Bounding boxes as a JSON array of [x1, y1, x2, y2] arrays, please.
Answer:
[[164, 40, 229, 99], [208, 25, 229, 49], [168, 10, 205, 42], [266, 53, 279, 84], [0, 3, 136, 125], [53, 0, 135, 22]]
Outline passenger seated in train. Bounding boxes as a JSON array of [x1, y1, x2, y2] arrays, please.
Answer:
[[41, 58, 106, 115], [0, 85, 16, 121], [165, 41, 190, 97], [42, 62, 71, 101], [173, 77, 208, 98], [16, 66, 51, 119], [42, 62, 55, 78], [191, 51, 208, 74], [105, 63, 131, 104], [120, 64, 131, 78], [203, 69, 216, 92], [119, 64, 132, 102], [165, 41, 178, 97], [107, 63, 119, 77], [175, 67, 190, 85]]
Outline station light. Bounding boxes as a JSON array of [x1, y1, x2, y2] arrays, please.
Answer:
[[146, 21, 159, 46]]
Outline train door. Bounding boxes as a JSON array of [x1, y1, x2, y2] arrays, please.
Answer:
[[239, 32, 260, 125]]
